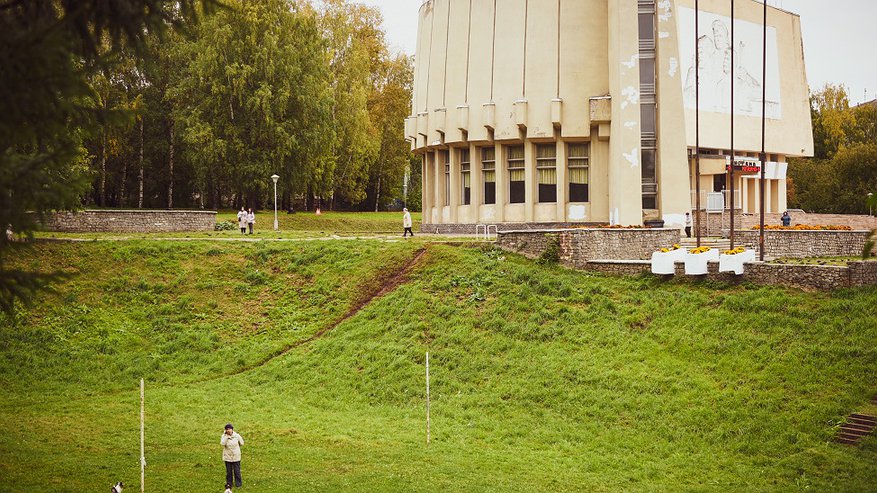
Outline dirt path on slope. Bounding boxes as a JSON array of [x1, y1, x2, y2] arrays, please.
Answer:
[[220, 246, 429, 379]]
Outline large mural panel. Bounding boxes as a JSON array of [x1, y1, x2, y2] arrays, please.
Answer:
[[677, 6, 781, 119]]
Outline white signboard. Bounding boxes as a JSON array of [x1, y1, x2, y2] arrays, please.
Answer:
[[678, 7, 782, 119]]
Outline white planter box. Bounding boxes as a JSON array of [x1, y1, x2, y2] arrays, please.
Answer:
[[718, 250, 756, 275], [684, 249, 719, 275], [651, 248, 687, 274]]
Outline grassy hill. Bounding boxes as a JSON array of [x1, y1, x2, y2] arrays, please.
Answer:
[[1, 239, 876, 491]]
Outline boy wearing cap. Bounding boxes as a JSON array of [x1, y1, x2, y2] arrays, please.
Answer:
[[221, 423, 244, 488]]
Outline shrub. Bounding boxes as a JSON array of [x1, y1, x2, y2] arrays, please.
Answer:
[[537, 234, 560, 265], [215, 220, 237, 231]]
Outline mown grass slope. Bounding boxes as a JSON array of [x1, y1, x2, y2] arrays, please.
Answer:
[[1, 240, 876, 492]]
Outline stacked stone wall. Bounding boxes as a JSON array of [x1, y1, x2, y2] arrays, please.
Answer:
[[495, 228, 680, 266], [732, 230, 872, 258], [848, 261, 877, 287], [583, 260, 651, 276], [40, 210, 217, 233]]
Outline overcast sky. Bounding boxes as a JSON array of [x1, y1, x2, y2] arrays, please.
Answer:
[[359, 0, 876, 105]]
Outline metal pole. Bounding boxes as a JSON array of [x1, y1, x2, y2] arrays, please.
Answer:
[[695, 0, 701, 247], [758, 0, 767, 260], [426, 352, 430, 445], [140, 378, 145, 493], [273, 181, 278, 231], [729, 0, 736, 249]]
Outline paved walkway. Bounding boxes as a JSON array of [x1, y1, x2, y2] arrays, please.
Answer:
[[739, 213, 877, 230]]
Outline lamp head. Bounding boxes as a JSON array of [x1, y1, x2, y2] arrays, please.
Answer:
[[271, 174, 280, 184]]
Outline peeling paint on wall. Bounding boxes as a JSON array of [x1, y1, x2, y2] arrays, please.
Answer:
[[621, 54, 638, 69], [621, 86, 639, 109], [624, 121, 637, 129], [668, 57, 678, 77], [623, 148, 639, 168], [568, 205, 587, 221], [659, 31, 669, 39], [658, 0, 672, 22]]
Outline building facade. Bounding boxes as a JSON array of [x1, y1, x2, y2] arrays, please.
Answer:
[[405, 0, 813, 230]]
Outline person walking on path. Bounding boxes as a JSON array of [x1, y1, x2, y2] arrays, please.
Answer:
[[237, 207, 247, 234], [402, 208, 413, 238], [246, 208, 255, 235], [781, 211, 791, 227], [684, 212, 692, 238], [221, 423, 244, 488]]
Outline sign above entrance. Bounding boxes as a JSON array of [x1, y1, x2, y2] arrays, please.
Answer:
[[725, 157, 761, 173]]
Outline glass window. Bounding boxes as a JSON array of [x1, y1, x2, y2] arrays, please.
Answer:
[[639, 57, 655, 87], [482, 147, 496, 205], [460, 148, 471, 206], [640, 103, 656, 135], [568, 143, 589, 203], [638, 13, 655, 41], [536, 144, 557, 203], [507, 145, 525, 204]]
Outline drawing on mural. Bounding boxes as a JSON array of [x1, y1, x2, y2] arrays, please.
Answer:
[[678, 7, 781, 119]]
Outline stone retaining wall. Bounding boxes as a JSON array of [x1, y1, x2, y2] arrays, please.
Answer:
[[660, 259, 877, 290], [732, 229, 872, 258], [496, 228, 680, 266], [40, 209, 217, 233], [583, 260, 651, 276]]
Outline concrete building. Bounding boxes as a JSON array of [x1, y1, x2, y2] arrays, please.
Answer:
[[405, 0, 813, 231]]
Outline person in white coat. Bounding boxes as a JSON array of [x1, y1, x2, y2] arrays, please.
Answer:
[[221, 423, 244, 488], [402, 208, 413, 237], [237, 207, 247, 234], [246, 208, 255, 235]]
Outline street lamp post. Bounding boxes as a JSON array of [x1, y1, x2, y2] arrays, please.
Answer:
[[271, 174, 280, 231], [869, 192, 873, 217]]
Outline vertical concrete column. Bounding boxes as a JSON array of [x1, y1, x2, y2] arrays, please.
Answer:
[[655, 0, 692, 227], [449, 147, 460, 223], [524, 141, 535, 222], [422, 153, 433, 224], [434, 150, 444, 223], [495, 143, 506, 223], [555, 139, 567, 222], [607, 0, 643, 226], [471, 142, 482, 222]]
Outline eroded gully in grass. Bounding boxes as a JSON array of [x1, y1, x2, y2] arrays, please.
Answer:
[[211, 246, 429, 380]]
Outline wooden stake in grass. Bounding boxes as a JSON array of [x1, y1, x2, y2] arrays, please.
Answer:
[[140, 378, 145, 493], [426, 352, 430, 445]]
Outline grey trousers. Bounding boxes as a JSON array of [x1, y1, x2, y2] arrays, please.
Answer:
[[225, 461, 242, 487]]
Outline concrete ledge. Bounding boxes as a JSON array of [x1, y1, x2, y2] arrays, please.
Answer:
[[40, 209, 217, 233]]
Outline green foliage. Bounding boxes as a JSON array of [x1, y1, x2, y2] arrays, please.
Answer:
[[2, 241, 876, 490], [0, 0, 216, 312], [863, 230, 876, 260], [536, 234, 561, 265], [789, 84, 877, 213]]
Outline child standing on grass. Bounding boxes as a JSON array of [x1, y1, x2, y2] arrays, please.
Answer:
[[247, 208, 255, 235]]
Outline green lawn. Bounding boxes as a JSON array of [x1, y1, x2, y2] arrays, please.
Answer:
[[1, 240, 876, 491]]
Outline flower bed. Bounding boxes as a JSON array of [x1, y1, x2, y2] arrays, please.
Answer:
[[651, 244, 685, 274], [684, 247, 719, 275], [719, 247, 756, 275], [751, 224, 852, 231]]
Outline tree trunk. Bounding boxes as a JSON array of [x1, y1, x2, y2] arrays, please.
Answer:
[[167, 121, 174, 209], [99, 131, 107, 207], [120, 158, 128, 207], [138, 117, 144, 208], [374, 174, 381, 212]]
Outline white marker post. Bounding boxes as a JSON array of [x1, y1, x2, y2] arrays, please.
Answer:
[[140, 378, 145, 493], [426, 352, 430, 445]]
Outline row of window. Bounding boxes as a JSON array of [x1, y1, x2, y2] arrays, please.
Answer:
[[438, 143, 590, 207]]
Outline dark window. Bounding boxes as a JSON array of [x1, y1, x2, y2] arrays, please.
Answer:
[[638, 13, 655, 41], [443, 152, 450, 206], [460, 148, 471, 205], [568, 143, 589, 203], [640, 103, 656, 135], [482, 147, 496, 205], [507, 145, 525, 204], [639, 57, 655, 87], [536, 144, 557, 203]]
